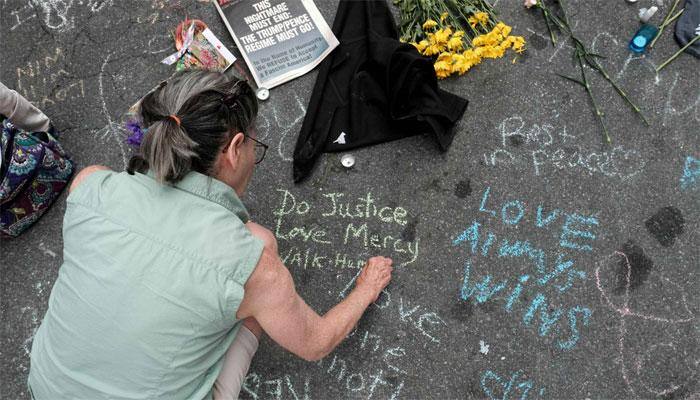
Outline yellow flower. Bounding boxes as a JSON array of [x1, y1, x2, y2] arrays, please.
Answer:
[[423, 19, 438, 30], [440, 12, 449, 22], [472, 34, 487, 47], [437, 52, 452, 62], [432, 28, 451, 46], [447, 36, 464, 51], [468, 12, 489, 28], [462, 49, 483, 69], [412, 40, 429, 53], [453, 30, 465, 38], [499, 24, 512, 37], [511, 36, 526, 53], [481, 45, 506, 59], [450, 53, 468, 75], [423, 40, 445, 56], [434, 60, 452, 79]]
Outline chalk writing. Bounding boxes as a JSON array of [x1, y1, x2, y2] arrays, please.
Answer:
[[526, 28, 700, 126], [12, 0, 116, 32], [15, 47, 85, 109], [31, 0, 75, 31], [242, 373, 311, 400], [91, 51, 127, 168], [10, 3, 36, 30], [663, 72, 700, 126], [680, 155, 699, 190], [274, 189, 419, 268], [481, 369, 545, 400], [453, 186, 596, 350], [337, 269, 447, 346], [316, 329, 407, 399], [595, 251, 696, 398], [256, 92, 306, 162], [483, 116, 645, 180]]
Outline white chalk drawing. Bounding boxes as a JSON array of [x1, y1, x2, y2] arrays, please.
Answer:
[[479, 340, 490, 355], [38, 242, 57, 258], [92, 51, 128, 168], [484, 116, 646, 180], [256, 92, 306, 162], [525, 26, 700, 128], [15, 47, 86, 109], [663, 72, 700, 127], [10, 3, 36, 30], [242, 373, 311, 400], [595, 251, 697, 397]]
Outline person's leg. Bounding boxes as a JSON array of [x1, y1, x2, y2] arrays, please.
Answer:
[[0, 81, 51, 132], [213, 318, 262, 400]]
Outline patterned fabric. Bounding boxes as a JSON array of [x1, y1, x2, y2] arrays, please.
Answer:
[[0, 119, 74, 237]]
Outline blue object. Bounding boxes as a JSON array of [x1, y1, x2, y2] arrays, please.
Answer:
[[630, 24, 659, 53]]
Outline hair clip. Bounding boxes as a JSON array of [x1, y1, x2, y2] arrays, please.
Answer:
[[221, 93, 237, 108]]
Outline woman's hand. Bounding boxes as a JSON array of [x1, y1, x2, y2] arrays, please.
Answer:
[[354, 256, 393, 303]]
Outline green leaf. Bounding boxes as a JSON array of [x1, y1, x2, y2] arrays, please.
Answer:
[[556, 73, 585, 87], [586, 53, 606, 59]]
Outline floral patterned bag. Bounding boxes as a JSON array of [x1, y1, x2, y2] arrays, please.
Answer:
[[0, 118, 74, 238]]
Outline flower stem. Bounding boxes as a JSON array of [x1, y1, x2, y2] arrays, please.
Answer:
[[661, 8, 685, 30], [538, 1, 557, 45], [649, 0, 681, 49], [558, 0, 648, 139], [575, 48, 611, 144], [656, 34, 700, 72]]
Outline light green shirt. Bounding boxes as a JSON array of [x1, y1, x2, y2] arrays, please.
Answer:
[[28, 169, 264, 399]]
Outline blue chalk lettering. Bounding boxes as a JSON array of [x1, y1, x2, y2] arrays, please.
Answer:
[[680, 156, 699, 190], [537, 253, 574, 286], [523, 293, 563, 336], [560, 213, 599, 252], [481, 233, 496, 256], [481, 370, 517, 400], [460, 260, 507, 303], [498, 239, 530, 257], [535, 206, 559, 228], [558, 306, 592, 350], [479, 186, 497, 217], [554, 269, 586, 293], [453, 221, 480, 254], [501, 200, 526, 225], [481, 370, 536, 400], [517, 380, 533, 399], [498, 239, 547, 277], [505, 275, 530, 312]]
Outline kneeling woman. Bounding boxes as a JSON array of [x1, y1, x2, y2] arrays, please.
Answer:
[[28, 71, 393, 399]]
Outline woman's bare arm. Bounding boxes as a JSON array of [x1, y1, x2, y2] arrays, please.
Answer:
[[239, 224, 392, 361]]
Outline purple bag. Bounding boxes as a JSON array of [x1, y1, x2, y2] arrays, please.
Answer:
[[0, 118, 74, 238]]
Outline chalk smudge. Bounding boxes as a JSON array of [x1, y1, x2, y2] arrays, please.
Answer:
[[645, 207, 685, 247], [454, 179, 472, 199], [595, 251, 695, 398], [613, 242, 653, 293], [680, 156, 699, 190]]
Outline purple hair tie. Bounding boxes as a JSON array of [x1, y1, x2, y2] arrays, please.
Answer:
[[125, 120, 146, 146]]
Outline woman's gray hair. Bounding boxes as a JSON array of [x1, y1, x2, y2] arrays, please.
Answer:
[[127, 70, 258, 184]]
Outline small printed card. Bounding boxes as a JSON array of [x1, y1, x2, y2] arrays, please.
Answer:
[[162, 23, 237, 72]]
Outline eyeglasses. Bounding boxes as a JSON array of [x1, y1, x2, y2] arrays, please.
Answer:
[[222, 131, 268, 164], [245, 134, 268, 164]]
